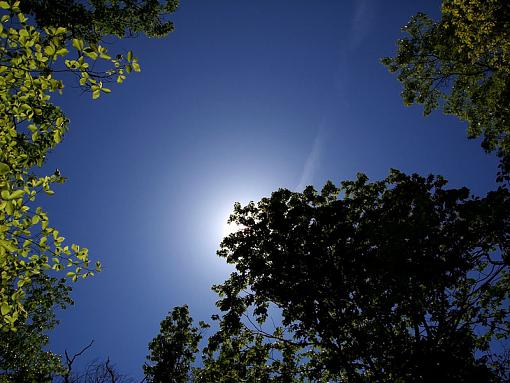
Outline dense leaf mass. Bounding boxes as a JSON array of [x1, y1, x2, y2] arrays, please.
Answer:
[[382, 0, 510, 176], [0, 275, 72, 382], [0, 0, 176, 379], [21, 0, 179, 43], [145, 305, 206, 383], [205, 171, 509, 382]]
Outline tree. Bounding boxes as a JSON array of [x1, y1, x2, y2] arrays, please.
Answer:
[[0, 0, 176, 330], [381, 0, 510, 177], [0, 274, 72, 382], [20, 0, 179, 44], [0, 0, 136, 330], [73, 358, 134, 383], [55, 341, 134, 383], [152, 171, 509, 382], [144, 305, 206, 383]]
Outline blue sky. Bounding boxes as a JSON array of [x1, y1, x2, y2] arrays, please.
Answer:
[[45, 0, 498, 378]]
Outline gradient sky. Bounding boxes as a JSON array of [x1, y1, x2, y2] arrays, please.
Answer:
[[45, 0, 498, 379]]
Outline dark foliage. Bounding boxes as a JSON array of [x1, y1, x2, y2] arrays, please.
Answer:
[[21, 0, 179, 43], [0, 276, 72, 382]]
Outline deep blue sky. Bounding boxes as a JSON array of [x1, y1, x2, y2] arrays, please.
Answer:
[[46, 0, 498, 379]]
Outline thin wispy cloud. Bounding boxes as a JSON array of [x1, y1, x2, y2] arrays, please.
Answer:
[[296, 128, 323, 191], [350, 0, 375, 49]]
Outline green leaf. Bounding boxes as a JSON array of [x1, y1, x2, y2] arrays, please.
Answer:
[[0, 2, 9, 10], [1, 303, 10, 316], [0, 162, 9, 175], [92, 89, 100, 99], [56, 48, 69, 56], [5, 201, 13, 215], [44, 45, 55, 56], [127, 50, 133, 62], [72, 38, 84, 51], [9, 190, 24, 199], [84, 50, 98, 60]]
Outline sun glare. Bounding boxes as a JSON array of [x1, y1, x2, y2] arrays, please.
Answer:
[[222, 220, 244, 238]]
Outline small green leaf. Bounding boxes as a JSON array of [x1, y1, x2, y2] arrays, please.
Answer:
[[84, 51, 98, 60], [9, 190, 24, 199], [44, 45, 55, 56], [1, 303, 10, 316], [0, 162, 9, 175], [5, 201, 13, 215], [56, 48, 69, 56], [72, 38, 84, 51], [18, 14, 28, 24], [92, 89, 100, 99], [0, 2, 10, 10]]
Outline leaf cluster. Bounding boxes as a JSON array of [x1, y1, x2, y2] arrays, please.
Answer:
[[0, 274, 72, 382], [0, 1, 141, 330], [382, 0, 510, 176], [21, 0, 179, 44], [144, 305, 207, 383]]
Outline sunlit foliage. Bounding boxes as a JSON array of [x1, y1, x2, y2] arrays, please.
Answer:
[[382, 0, 510, 177], [0, 0, 140, 330]]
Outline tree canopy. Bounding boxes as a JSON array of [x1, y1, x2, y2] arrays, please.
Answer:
[[0, 0, 176, 377], [382, 0, 510, 177], [144, 305, 206, 383], [0, 0, 141, 330], [21, 0, 179, 43], [0, 274, 72, 382], [147, 171, 509, 382]]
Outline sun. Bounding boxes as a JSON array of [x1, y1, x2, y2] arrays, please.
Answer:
[[222, 219, 244, 238]]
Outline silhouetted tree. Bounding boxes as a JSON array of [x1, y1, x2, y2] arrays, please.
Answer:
[[21, 0, 179, 43], [0, 275, 72, 382], [144, 306, 207, 383], [152, 171, 509, 382]]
